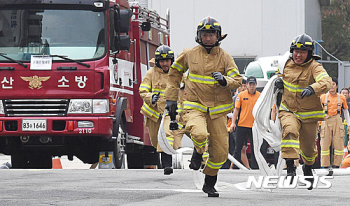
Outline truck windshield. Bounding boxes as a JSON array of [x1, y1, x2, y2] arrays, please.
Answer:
[[0, 9, 106, 61]]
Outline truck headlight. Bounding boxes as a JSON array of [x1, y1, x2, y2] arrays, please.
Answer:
[[93, 99, 109, 113], [68, 99, 92, 114]]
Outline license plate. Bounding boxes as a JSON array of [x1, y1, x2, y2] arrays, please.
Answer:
[[22, 119, 47, 131]]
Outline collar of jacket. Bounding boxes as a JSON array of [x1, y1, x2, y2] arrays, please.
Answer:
[[199, 44, 220, 55], [155, 66, 168, 74]]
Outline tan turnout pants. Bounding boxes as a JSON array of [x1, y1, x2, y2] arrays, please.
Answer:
[[145, 117, 163, 152], [163, 115, 186, 150], [184, 109, 228, 176], [146, 115, 186, 152], [320, 114, 345, 167], [279, 111, 318, 165]]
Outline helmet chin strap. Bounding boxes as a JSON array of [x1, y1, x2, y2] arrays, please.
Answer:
[[202, 43, 218, 54], [304, 51, 313, 63], [203, 45, 214, 53]]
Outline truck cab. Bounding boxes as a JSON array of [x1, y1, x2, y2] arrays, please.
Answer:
[[0, 0, 169, 169], [244, 56, 279, 92]]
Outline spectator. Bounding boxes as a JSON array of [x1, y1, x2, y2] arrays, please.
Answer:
[[320, 77, 350, 169], [222, 79, 249, 169], [341, 87, 350, 147], [231, 76, 268, 169], [341, 143, 350, 168]]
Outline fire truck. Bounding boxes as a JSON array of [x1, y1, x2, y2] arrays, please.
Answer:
[[0, 0, 170, 169]]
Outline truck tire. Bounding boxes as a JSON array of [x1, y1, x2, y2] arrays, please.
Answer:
[[11, 151, 52, 169], [113, 139, 123, 169], [112, 112, 126, 169]]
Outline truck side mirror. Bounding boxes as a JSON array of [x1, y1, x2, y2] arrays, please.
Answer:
[[141, 22, 151, 32], [115, 9, 132, 33], [115, 35, 130, 51]]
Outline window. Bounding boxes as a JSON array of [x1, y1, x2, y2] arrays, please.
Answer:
[[233, 57, 255, 74]]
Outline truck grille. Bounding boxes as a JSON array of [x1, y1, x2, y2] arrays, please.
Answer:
[[4, 99, 69, 117]]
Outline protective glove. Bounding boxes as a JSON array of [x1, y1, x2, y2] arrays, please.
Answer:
[[211, 72, 227, 86], [275, 78, 284, 89], [301, 86, 315, 99], [165, 100, 177, 114], [151, 92, 160, 104]]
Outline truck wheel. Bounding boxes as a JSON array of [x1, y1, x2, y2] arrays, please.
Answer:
[[113, 136, 123, 169], [11, 151, 52, 169], [113, 113, 126, 169]]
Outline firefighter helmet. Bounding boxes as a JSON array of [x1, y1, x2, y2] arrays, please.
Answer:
[[290, 33, 314, 53], [195, 16, 222, 46], [155, 45, 174, 69]]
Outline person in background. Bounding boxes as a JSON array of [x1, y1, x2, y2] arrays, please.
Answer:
[[222, 79, 249, 169], [341, 87, 350, 148], [341, 143, 350, 168], [320, 77, 350, 169], [231, 76, 267, 169], [139, 45, 175, 175]]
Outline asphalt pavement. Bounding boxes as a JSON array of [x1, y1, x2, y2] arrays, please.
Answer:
[[0, 154, 348, 206]]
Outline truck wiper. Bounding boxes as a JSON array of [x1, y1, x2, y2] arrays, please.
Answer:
[[0, 53, 27, 68], [50, 55, 90, 68]]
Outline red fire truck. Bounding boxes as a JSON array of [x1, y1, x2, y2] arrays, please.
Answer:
[[0, 0, 170, 169]]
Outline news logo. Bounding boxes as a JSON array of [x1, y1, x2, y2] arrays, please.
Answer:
[[246, 176, 333, 189]]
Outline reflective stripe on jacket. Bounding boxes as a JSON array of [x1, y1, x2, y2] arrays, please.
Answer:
[[279, 58, 332, 121], [279, 102, 326, 120], [139, 67, 168, 122], [165, 45, 242, 119]]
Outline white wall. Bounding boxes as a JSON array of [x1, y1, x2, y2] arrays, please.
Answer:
[[147, 0, 311, 59]]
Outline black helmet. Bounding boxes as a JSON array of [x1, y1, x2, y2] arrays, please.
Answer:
[[155, 45, 174, 69], [195, 16, 222, 46], [290, 33, 314, 53]]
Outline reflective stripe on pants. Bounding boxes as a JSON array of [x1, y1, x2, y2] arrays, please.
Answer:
[[278, 111, 318, 165], [184, 109, 228, 176], [320, 114, 345, 167], [145, 117, 163, 152]]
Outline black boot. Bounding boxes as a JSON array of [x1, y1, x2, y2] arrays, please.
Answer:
[[302, 164, 314, 190], [286, 160, 296, 182], [202, 175, 219, 197], [161, 152, 173, 175], [189, 148, 203, 170]]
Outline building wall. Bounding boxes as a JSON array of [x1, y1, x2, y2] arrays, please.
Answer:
[[135, 0, 321, 71], [305, 0, 322, 41]]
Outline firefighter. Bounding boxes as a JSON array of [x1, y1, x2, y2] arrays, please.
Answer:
[[162, 74, 189, 157], [320, 77, 350, 168], [139, 45, 175, 175], [275, 33, 332, 190], [164, 16, 242, 197], [172, 74, 190, 149]]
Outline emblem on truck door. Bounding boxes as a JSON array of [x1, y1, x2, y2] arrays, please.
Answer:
[[20, 75, 51, 89]]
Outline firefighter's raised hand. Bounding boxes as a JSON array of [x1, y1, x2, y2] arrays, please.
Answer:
[[212, 72, 227, 86], [152, 92, 160, 104], [301, 86, 315, 99]]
